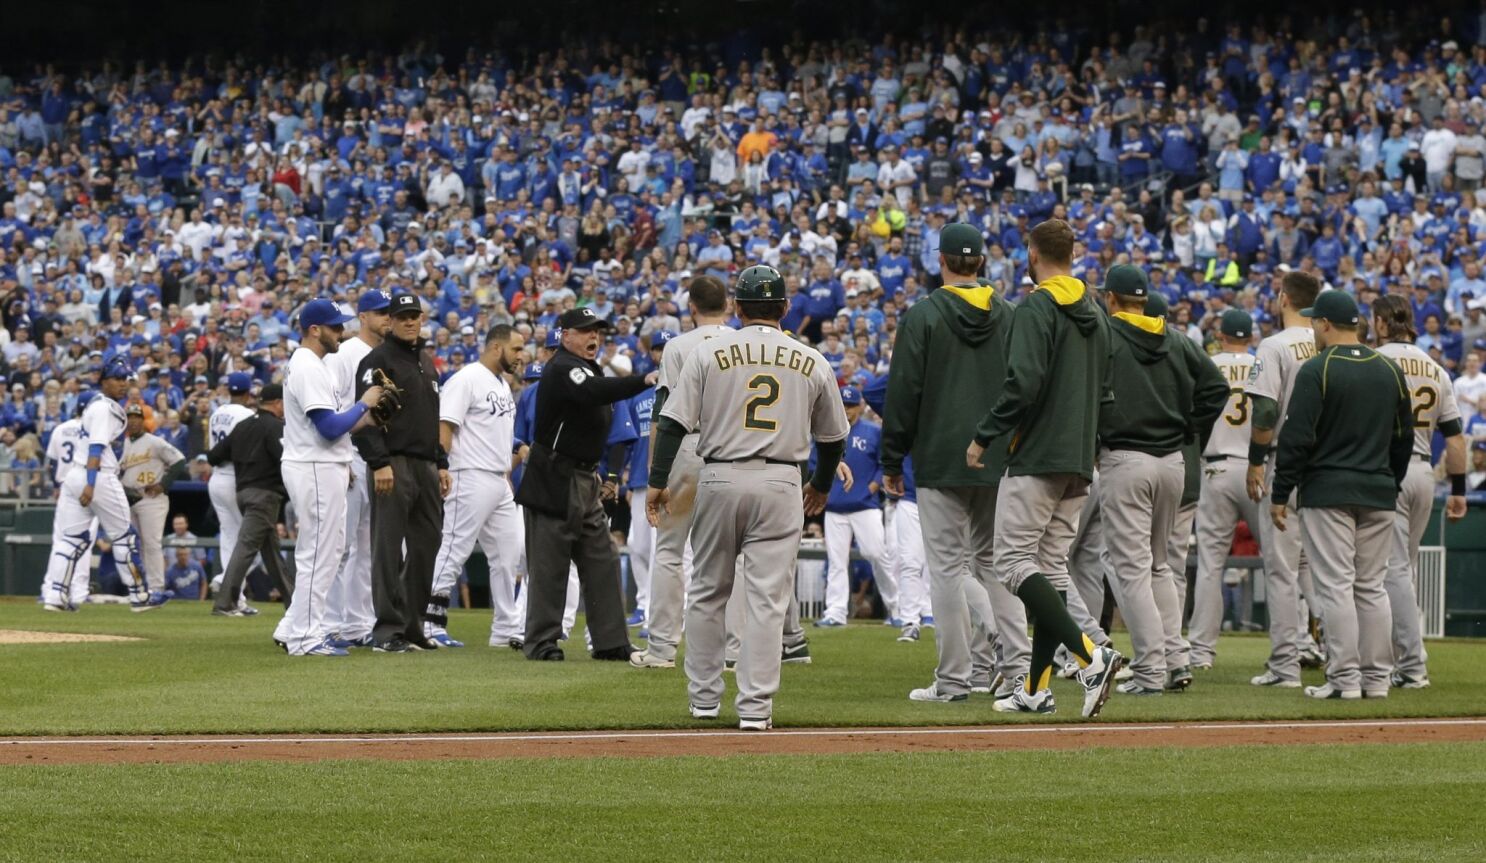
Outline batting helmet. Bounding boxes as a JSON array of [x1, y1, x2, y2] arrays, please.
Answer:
[[734, 265, 787, 302], [101, 356, 135, 381]]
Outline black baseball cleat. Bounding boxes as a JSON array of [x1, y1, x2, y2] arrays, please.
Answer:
[[373, 638, 417, 653], [591, 644, 637, 661], [273, 639, 288, 653], [507, 638, 525, 651], [1165, 666, 1194, 692], [529, 644, 565, 661], [407, 637, 439, 651]]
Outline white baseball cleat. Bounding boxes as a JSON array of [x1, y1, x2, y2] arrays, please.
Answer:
[[739, 717, 773, 731], [628, 650, 676, 669], [689, 704, 719, 720]]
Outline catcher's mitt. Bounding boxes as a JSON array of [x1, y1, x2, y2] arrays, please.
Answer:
[[369, 367, 404, 427]]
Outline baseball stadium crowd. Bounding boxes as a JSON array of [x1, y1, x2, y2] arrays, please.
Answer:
[[5, 11, 1486, 502]]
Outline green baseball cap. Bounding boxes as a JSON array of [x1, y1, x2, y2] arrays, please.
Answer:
[[1300, 290, 1360, 325], [1102, 263, 1149, 297], [1143, 292, 1169, 317], [940, 223, 984, 256], [1220, 308, 1253, 339]]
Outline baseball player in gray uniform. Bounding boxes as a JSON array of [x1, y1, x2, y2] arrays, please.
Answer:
[[325, 290, 391, 648], [1245, 272, 1321, 688], [630, 275, 732, 670], [273, 299, 384, 657], [120, 404, 187, 592], [1188, 309, 1262, 669], [1371, 294, 1469, 689], [648, 265, 849, 730], [428, 324, 528, 649]]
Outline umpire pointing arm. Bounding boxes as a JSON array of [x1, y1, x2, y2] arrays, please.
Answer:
[[517, 307, 656, 662], [353, 291, 450, 653]]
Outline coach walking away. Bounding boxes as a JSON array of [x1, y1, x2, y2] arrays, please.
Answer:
[[1270, 291, 1415, 701], [354, 291, 449, 654], [207, 384, 292, 616], [517, 306, 655, 662]]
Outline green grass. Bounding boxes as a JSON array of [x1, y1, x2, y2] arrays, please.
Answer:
[[4, 744, 1485, 861], [1, 599, 1483, 736]]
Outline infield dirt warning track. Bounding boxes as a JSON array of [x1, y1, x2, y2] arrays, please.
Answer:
[[3, 718, 1484, 765]]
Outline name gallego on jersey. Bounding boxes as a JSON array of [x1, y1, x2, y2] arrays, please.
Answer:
[[713, 342, 817, 376]]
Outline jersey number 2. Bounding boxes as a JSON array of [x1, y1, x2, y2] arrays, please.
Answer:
[[1412, 385, 1437, 430], [744, 374, 780, 431]]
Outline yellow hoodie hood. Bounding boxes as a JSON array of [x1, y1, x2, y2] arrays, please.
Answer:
[[1112, 311, 1167, 334], [1037, 275, 1086, 305], [941, 282, 996, 311]]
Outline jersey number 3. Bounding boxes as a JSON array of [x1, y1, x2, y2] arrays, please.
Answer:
[[1223, 387, 1248, 427], [743, 374, 780, 432]]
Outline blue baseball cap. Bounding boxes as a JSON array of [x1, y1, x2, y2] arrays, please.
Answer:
[[840, 386, 862, 406], [101, 356, 135, 380], [652, 330, 677, 350], [300, 298, 354, 330], [358, 290, 391, 313], [74, 389, 98, 417], [544, 329, 562, 349], [226, 372, 253, 394], [523, 362, 544, 381]]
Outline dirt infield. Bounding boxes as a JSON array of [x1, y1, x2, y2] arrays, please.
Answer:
[[0, 629, 143, 645], [3, 718, 1482, 765]]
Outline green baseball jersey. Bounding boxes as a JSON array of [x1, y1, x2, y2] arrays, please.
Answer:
[[662, 324, 849, 462], [1376, 341, 1461, 458]]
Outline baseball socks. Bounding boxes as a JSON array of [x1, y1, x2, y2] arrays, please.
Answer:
[[1016, 573, 1097, 694]]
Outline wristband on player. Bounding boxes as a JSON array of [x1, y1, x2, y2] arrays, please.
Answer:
[[1451, 473, 1467, 496], [1248, 442, 1269, 467]]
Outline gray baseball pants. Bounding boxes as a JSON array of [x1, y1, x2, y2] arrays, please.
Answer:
[[685, 461, 802, 722], [1385, 460, 1433, 679], [1188, 458, 1260, 666], [1258, 460, 1307, 682], [1099, 449, 1186, 689], [992, 473, 1088, 594], [917, 486, 1028, 697], [214, 487, 291, 613], [1300, 505, 1394, 692], [1065, 473, 1113, 646], [646, 436, 702, 662], [1169, 501, 1198, 635]]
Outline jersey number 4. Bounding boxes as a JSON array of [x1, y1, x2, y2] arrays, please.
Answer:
[[1412, 385, 1437, 430], [743, 373, 780, 432]]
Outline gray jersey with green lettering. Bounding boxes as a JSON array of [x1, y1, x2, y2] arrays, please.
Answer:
[[1247, 325, 1316, 439], [662, 324, 849, 461], [1377, 341, 1460, 457]]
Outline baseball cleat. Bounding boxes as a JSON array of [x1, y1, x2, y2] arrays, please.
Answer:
[[1363, 689, 1389, 700], [591, 644, 637, 661], [812, 618, 845, 628], [1114, 664, 1134, 682], [897, 624, 920, 643], [1116, 681, 1164, 696], [237, 604, 260, 616], [273, 639, 288, 653], [211, 608, 246, 617], [327, 634, 374, 649], [625, 608, 645, 627], [1304, 683, 1361, 700], [908, 683, 968, 703], [42, 602, 76, 613], [429, 632, 465, 648], [1391, 671, 1430, 689], [1076, 646, 1123, 718], [1250, 670, 1302, 688], [130, 591, 171, 612], [781, 641, 812, 664], [920, 616, 935, 627], [970, 682, 993, 695], [1192, 660, 1214, 670], [506, 638, 525, 651], [738, 717, 773, 731], [373, 638, 417, 653], [993, 682, 1056, 714], [303, 639, 350, 657], [689, 703, 720, 720], [883, 617, 906, 628], [1165, 666, 1194, 692], [628, 650, 676, 669]]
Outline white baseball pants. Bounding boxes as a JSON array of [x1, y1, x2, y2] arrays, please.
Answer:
[[274, 461, 350, 655], [823, 508, 890, 624], [53, 473, 150, 604], [432, 469, 526, 643], [325, 457, 376, 641], [627, 489, 654, 612], [892, 499, 930, 624]]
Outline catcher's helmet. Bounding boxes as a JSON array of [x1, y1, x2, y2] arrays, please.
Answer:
[[74, 389, 98, 417], [734, 265, 787, 302], [101, 356, 135, 381]]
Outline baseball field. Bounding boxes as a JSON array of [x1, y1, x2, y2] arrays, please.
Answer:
[[3, 599, 1485, 861]]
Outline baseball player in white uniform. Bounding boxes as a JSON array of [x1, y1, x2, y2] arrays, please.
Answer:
[[207, 373, 259, 611], [41, 404, 97, 610], [629, 276, 733, 669], [273, 299, 385, 657], [120, 403, 187, 592], [1188, 309, 1262, 669], [1372, 294, 1469, 689], [428, 324, 528, 649], [50, 358, 169, 612], [1245, 272, 1321, 687], [324, 290, 390, 648], [647, 265, 849, 730]]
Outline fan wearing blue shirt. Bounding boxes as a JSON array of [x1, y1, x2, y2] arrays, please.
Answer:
[[812, 386, 892, 628]]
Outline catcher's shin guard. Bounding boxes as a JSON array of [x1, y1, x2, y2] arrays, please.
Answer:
[[113, 526, 150, 602], [51, 528, 93, 606]]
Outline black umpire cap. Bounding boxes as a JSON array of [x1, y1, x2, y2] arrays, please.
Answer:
[[389, 291, 422, 317], [259, 383, 284, 402], [558, 307, 615, 331]]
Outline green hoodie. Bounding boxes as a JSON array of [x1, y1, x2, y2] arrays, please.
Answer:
[[1099, 313, 1231, 457], [882, 283, 1013, 487], [974, 276, 1111, 480]]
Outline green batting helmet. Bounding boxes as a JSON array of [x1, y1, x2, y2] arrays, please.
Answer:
[[734, 265, 787, 301]]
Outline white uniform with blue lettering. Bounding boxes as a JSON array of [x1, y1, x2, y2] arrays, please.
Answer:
[[273, 347, 354, 655], [430, 361, 526, 645], [207, 402, 255, 595], [55, 398, 152, 605], [41, 419, 97, 607], [323, 334, 377, 642]]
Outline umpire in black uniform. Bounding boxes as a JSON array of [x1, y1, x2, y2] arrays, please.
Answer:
[[517, 307, 655, 661], [354, 291, 449, 653], [206, 384, 291, 614]]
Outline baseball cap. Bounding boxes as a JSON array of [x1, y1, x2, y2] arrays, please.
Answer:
[[194, 374, 210, 384], [840, 386, 862, 406], [389, 291, 422, 317], [300, 298, 354, 330], [652, 330, 677, 350], [358, 290, 391, 313], [544, 329, 562, 349], [1102, 263, 1149, 297], [1143, 293, 1169, 317], [557, 307, 613, 331], [940, 223, 984, 256], [227, 372, 253, 394], [1220, 309, 1253, 339], [259, 383, 284, 402], [523, 362, 545, 381], [1300, 290, 1360, 325], [125, 403, 144, 417], [102, 356, 135, 380]]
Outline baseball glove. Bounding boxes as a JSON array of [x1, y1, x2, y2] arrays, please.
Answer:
[[369, 368, 404, 427]]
